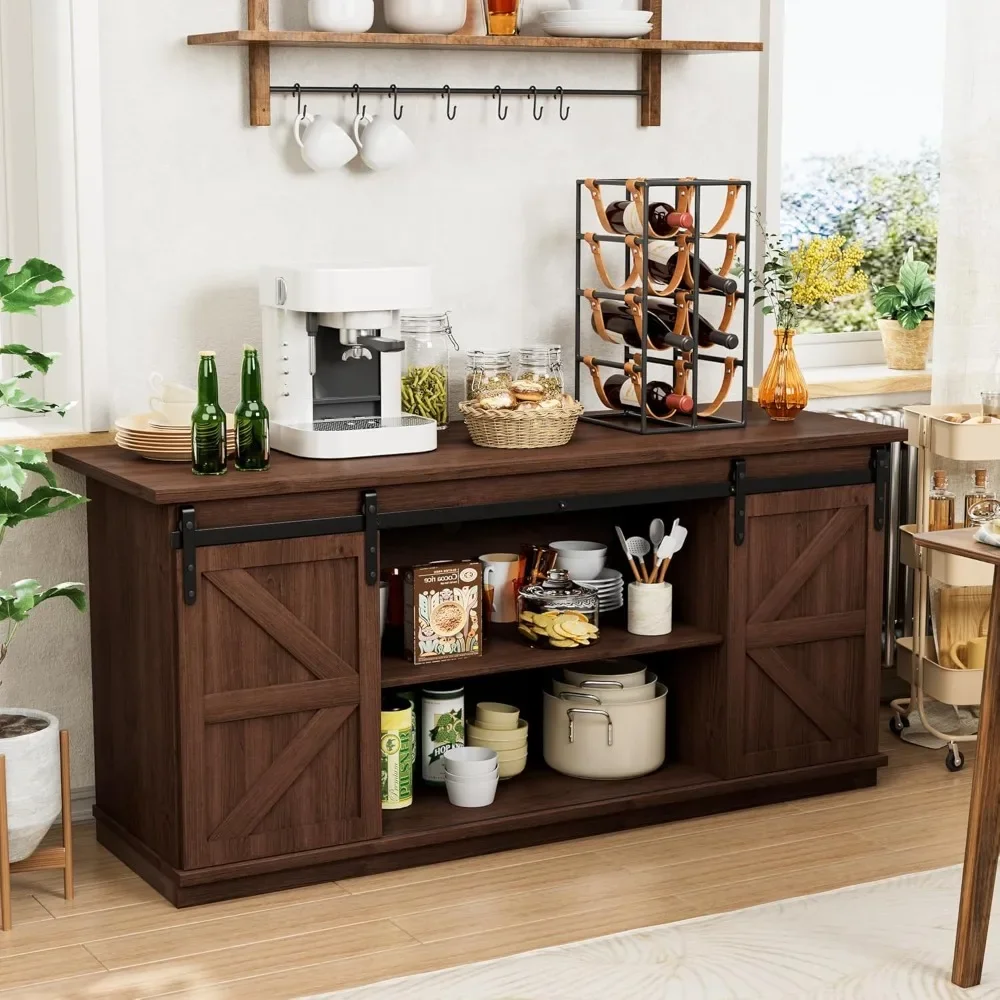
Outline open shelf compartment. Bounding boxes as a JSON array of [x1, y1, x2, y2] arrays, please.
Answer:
[[899, 524, 994, 587], [905, 404, 1000, 461], [896, 635, 984, 705]]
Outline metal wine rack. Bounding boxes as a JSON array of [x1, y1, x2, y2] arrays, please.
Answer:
[[573, 176, 751, 435]]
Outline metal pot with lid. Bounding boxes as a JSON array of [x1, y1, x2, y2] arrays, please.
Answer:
[[518, 568, 600, 649]]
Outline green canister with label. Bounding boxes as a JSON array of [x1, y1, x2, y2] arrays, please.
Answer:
[[380, 694, 413, 810]]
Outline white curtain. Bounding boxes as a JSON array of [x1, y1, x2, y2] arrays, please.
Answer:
[[932, 2, 1000, 404]]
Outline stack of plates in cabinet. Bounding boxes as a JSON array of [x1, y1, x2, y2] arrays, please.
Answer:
[[575, 568, 624, 613], [114, 413, 235, 462]]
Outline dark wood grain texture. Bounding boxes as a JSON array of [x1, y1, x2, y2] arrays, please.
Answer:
[[54, 409, 907, 506], [639, 0, 661, 126], [247, 0, 270, 126]]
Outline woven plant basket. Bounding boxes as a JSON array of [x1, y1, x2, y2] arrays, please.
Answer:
[[459, 400, 585, 449], [879, 318, 932, 370]]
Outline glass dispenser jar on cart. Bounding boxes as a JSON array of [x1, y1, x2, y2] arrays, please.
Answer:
[[518, 569, 600, 649], [400, 312, 459, 429]]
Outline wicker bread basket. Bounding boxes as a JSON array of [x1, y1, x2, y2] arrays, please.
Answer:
[[459, 399, 585, 449]]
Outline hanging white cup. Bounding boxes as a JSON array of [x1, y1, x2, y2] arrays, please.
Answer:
[[294, 113, 358, 171], [353, 113, 415, 172]]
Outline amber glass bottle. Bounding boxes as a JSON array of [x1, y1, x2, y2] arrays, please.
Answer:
[[928, 470, 956, 532]]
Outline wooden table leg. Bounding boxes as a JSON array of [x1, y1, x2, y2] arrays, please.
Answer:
[[954, 565, 1000, 987]]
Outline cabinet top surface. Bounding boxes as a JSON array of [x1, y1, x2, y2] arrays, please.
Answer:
[[54, 408, 905, 505], [912, 527, 1000, 566]]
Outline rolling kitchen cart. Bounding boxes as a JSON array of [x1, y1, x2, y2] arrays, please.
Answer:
[[892, 404, 1000, 770]]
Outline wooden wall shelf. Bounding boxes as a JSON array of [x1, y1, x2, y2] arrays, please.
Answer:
[[187, 0, 762, 127]]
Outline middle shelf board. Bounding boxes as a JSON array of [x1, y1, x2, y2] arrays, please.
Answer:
[[381, 621, 723, 688]]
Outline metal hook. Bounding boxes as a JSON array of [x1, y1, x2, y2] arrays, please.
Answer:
[[555, 85, 570, 121], [493, 85, 508, 121], [389, 84, 403, 121], [442, 85, 457, 121], [352, 84, 366, 119], [293, 83, 303, 118], [529, 85, 544, 121]]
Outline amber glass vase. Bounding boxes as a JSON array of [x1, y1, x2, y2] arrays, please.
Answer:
[[758, 328, 808, 422]]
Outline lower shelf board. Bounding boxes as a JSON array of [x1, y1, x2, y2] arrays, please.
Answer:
[[381, 621, 723, 688]]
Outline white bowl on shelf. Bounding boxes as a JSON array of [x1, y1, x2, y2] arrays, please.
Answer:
[[308, 0, 375, 32], [384, 0, 467, 33], [445, 771, 498, 807], [551, 541, 607, 580], [443, 746, 499, 777]]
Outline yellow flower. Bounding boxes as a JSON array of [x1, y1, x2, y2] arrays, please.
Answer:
[[789, 236, 868, 309]]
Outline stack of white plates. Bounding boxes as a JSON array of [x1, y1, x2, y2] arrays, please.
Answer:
[[575, 568, 624, 613], [540, 8, 653, 38], [115, 413, 236, 463]]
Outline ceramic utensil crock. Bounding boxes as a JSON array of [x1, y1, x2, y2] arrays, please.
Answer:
[[627, 581, 672, 636]]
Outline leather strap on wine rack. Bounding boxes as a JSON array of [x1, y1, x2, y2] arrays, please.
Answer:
[[646, 238, 690, 298], [582, 355, 615, 410], [583, 289, 619, 344], [584, 233, 643, 291], [627, 354, 690, 422], [719, 233, 739, 276], [675, 181, 695, 223], [702, 182, 740, 238], [718, 291, 736, 333], [584, 178, 616, 235], [699, 356, 736, 417], [673, 290, 692, 336], [624, 291, 688, 345]]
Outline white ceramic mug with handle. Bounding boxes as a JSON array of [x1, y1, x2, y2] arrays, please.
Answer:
[[353, 113, 414, 171], [294, 113, 358, 171]]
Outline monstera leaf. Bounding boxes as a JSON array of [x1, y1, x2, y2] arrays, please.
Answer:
[[0, 378, 72, 417], [0, 579, 87, 623], [0, 259, 74, 315]]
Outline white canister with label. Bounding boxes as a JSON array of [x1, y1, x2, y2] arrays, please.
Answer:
[[627, 582, 672, 636], [421, 685, 465, 784]]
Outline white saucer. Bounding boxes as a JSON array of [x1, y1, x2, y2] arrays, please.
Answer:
[[543, 22, 653, 36]]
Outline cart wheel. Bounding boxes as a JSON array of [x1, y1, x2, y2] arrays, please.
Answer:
[[889, 714, 909, 736], [945, 746, 965, 772]]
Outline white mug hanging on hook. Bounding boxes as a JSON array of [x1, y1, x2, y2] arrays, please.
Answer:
[[293, 110, 357, 171], [353, 109, 415, 171]]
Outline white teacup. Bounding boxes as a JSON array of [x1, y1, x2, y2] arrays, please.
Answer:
[[149, 397, 195, 427], [353, 113, 414, 172], [294, 113, 358, 171], [148, 373, 197, 404]]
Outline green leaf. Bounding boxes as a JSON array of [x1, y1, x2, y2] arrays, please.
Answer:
[[0, 484, 87, 527], [0, 345, 59, 375], [38, 582, 87, 613], [0, 580, 86, 622], [0, 380, 72, 417], [873, 285, 905, 318], [898, 256, 934, 308], [0, 450, 27, 497], [0, 259, 74, 315], [897, 307, 927, 330]]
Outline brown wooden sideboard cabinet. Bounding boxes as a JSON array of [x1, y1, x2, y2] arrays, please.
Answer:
[[55, 410, 906, 906]]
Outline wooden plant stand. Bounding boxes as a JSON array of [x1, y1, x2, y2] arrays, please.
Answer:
[[0, 729, 74, 930]]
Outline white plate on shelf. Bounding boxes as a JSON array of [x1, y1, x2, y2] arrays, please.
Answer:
[[541, 8, 652, 22], [542, 21, 653, 36]]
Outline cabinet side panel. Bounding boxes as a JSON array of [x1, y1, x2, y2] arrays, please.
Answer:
[[87, 481, 179, 865]]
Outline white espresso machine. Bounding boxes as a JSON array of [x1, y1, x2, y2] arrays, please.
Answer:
[[259, 263, 439, 459]]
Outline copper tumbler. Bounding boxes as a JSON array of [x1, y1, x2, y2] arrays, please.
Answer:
[[482, 0, 520, 35]]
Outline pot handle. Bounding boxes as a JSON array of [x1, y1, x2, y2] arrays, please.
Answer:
[[558, 691, 602, 705], [578, 679, 625, 690], [567, 707, 613, 746]]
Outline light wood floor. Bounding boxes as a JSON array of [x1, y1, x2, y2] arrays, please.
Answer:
[[0, 719, 978, 999]]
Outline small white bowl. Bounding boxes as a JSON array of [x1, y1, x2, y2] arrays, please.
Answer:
[[446, 774, 498, 807], [551, 540, 607, 581], [443, 746, 499, 776], [384, 0, 467, 33], [445, 766, 499, 783], [308, 0, 375, 32]]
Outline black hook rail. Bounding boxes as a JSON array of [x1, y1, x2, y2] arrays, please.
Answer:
[[275, 83, 644, 122]]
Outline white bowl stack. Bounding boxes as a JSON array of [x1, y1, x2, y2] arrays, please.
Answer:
[[576, 568, 624, 613], [541, 0, 653, 38], [444, 747, 499, 807]]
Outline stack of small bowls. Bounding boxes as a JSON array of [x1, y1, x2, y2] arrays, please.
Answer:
[[444, 747, 499, 807], [467, 702, 528, 778]]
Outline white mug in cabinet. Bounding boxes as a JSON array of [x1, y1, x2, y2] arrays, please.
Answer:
[[480, 552, 519, 623], [627, 581, 672, 636]]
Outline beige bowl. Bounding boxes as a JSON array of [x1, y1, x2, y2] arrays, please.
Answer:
[[468, 720, 528, 747], [494, 746, 528, 762], [499, 751, 528, 779], [475, 702, 520, 730]]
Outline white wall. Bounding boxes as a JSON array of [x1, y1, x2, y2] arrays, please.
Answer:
[[8, 0, 762, 790]]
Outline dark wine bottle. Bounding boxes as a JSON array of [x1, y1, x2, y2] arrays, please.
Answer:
[[645, 300, 740, 351], [604, 374, 694, 416], [604, 201, 694, 238], [648, 250, 739, 295], [591, 301, 695, 353]]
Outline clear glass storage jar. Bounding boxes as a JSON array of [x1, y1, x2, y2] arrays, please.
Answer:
[[518, 568, 600, 649], [465, 349, 512, 401], [517, 345, 563, 397], [400, 312, 459, 429]]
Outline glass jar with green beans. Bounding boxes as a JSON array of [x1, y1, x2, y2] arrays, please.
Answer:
[[400, 312, 458, 430]]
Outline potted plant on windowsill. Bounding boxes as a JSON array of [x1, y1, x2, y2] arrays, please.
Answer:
[[0, 258, 87, 862], [874, 249, 935, 370]]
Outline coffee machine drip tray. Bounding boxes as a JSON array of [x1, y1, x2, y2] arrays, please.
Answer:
[[273, 414, 438, 460]]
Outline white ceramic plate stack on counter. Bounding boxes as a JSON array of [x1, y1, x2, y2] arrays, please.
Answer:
[[541, 0, 654, 38], [551, 541, 624, 613], [543, 659, 668, 779], [115, 412, 236, 462], [466, 702, 528, 778]]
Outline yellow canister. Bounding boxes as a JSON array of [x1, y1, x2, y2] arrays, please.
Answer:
[[381, 695, 413, 810]]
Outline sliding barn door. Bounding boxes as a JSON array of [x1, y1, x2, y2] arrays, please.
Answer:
[[730, 485, 882, 776], [177, 533, 380, 868]]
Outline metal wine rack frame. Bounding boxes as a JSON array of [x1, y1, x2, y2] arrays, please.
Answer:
[[573, 176, 751, 435]]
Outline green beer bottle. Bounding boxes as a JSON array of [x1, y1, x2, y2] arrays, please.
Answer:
[[235, 345, 270, 472], [191, 351, 227, 476]]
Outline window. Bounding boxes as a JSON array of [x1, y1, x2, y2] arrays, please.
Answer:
[[777, 0, 945, 334]]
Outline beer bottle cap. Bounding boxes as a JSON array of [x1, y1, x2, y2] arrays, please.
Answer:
[[199, 350, 216, 357], [243, 344, 258, 352]]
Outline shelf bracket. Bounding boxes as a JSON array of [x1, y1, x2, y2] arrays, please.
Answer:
[[730, 458, 747, 546], [248, 0, 271, 126], [179, 507, 198, 606], [639, 0, 661, 126], [871, 445, 889, 532], [362, 490, 379, 586]]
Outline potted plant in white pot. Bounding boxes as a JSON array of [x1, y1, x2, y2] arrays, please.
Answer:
[[874, 249, 935, 370], [0, 258, 86, 862]]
